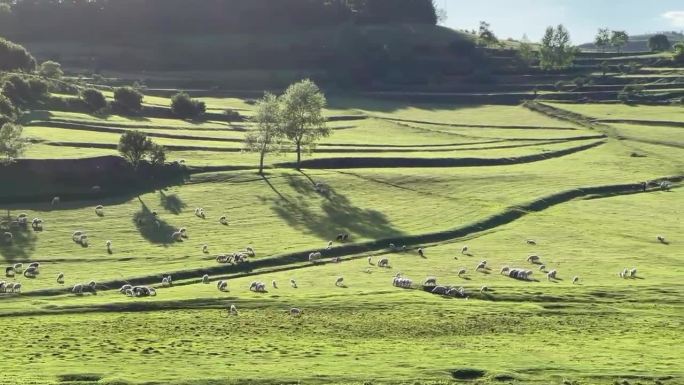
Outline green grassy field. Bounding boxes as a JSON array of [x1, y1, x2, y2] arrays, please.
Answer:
[[1, 96, 682, 385]]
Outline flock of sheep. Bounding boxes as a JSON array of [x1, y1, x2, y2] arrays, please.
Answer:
[[1, 190, 670, 323]]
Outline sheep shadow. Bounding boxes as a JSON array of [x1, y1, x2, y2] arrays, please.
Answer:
[[264, 174, 405, 242], [159, 191, 187, 215], [0, 225, 37, 264], [132, 198, 179, 246]]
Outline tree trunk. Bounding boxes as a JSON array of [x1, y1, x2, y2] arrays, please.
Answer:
[[296, 142, 301, 170], [259, 150, 265, 175]]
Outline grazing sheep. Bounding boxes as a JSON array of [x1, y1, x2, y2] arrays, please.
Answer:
[[290, 279, 298, 288], [13, 263, 23, 273], [106, 240, 112, 253], [217, 280, 228, 292], [572, 276, 580, 284], [51, 197, 60, 206], [367, 256, 373, 265], [290, 307, 302, 317], [446, 287, 465, 298], [480, 286, 489, 293], [78, 234, 89, 247], [630, 268, 637, 278], [202, 244, 209, 254], [418, 248, 425, 258], [389, 243, 396, 250], [229, 304, 238, 316], [95, 205, 104, 215], [335, 277, 344, 287], [28, 262, 40, 270], [527, 255, 541, 264], [660, 181, 672, 191], [245, 247, 255, 257], [547, 270, 557, 281], [526, 239, 537, 245], [0, 281, 5, 293], [119, 284, 133, 294], [31, 218, 43, 230], [377, 258, 390, 268], [539, 264, 546, 272], [336, 233, 350, 242], [219, 216, 228, 225], [23, 267, 38, 278], [179, 228, 188, 238], [327, 241, 333, 250], [272, 280, 278, 289], [195, 208, 205, 218], [161, 277, 171, 288], [457, 268, 467, 277], [3, 232, 12, 243], [202, 274, 210, 284], [72, 284, 84, 294], [392, 277, 412, 288], [401, 245, 407, 252], [500, 266, 510, 275], [308, 252, 322, 262], [461, 246, 468, 254], [171, 231, 183, 241], [6, 267, 16, 277], [57, 273, 65, 284], [431, 285, 448, 295], [657, 235, 667, 244], [10, 283, 21, 293], [475, 261, 487, 271], [620, 268, 628, 278], [424, 277, 437, 286]]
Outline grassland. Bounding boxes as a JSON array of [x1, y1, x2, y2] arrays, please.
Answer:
[[0, 95, 682, 385]]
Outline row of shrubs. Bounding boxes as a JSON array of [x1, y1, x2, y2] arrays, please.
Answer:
[[79, 87, 207, 119]]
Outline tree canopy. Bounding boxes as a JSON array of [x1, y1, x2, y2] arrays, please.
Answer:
[[0, 0, 437, 42], [539, 25, 576, 71], [0, 122, 28, 164], [0, 37, 36, 72], [648, 34, 671, 52]]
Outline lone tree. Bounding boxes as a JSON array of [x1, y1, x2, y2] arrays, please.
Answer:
[[118, 130, 153, 168], [477, 21, 498, 47], [244, 93, 283, 174], [39, 60, 63, 78], [0, 37, 36, 72], [517, 34, 537, 66], [171, 92, 206, 119], [610, 31, 629, 53], [81, 88, 107, 112], [599, 61, 610, 78], [648, 34, 671, 52], [113, 86, 143, 113], [280, 79, 328, 169], [539, 25, 576, 71], [674, 42, 684, 64], [0, 122, 28, 164], [594, 28, 611, 52]]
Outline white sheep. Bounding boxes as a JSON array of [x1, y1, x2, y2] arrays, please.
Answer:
[[367, 256, 373, 265], [202, 274, 210, 284], [229, 304, 238, 316], [31, 218, 43, 230], [572, 276, 580, 284], [272, 280, 278, 289], [161, 277, 171, 288], [457, 268, 467, 277], [475, 261, 487, 271], [57, 273, 65, 284], [28, 262, 40, 270], [72, 284, 84, 294], [657, 235, 667, 244], [119, 284, 133, 294], [217, 280, 228, 292], [290, 308, 302, 317], [335, 277, 344, 287], [620, 268, 628, 278], [219, 216, 228, 225], [95, 205, 104, 215], [461, 245, 469, 254], [527, 255, 541, 264], [539, 264, 546, 271], [526, 239, 537, 245], [418, 248, 425, 257], [202, 245, 209, 254], [424, 277, 437, 286], [179, 228, 188, 238], [51, 197, 60, 206], [245, 247, 255, 257], [308, 252, 322, 262], [106, 240, 112, 253], [377, 258, 390, 268], [11, 282, 21, 293], [290, 279, 298, 288], [171, 231, 183, 241], [12, 263, 23, 273], [327, 241, 333, 250], [629, 268, 637, 278], [23, 267, 38, 278], [500, 266, 510, 275], [547, 270, 557, 280], [480, 286, 489, 293]]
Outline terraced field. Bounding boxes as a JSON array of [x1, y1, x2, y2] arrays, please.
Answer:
[[1, 95, 682, 385]]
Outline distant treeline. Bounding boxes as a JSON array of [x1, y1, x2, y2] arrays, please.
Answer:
[[0, 0, 437, 40]]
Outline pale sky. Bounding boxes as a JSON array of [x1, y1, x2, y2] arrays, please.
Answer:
[[438, 0, 684, 44]]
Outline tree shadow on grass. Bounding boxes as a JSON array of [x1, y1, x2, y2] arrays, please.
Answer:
[[132, 198, 179, 246], [262, 174, 405, 241], [0, 225, 37, 264], [159, 191, 187, 215]]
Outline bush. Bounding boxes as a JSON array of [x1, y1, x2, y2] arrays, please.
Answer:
[[39, 60, 63, 78], [81, 88, 107, 112], [170, 92, 205, 119], [674, 42, 684, 64], [149, 144, 166, 166], [118, 130, 153, 167], [0, 94, 17, 121], [113, 86, 143, 113], [1, 75, 48, 106], [0, 37, 36, 72], [224, 108, 241, 122]]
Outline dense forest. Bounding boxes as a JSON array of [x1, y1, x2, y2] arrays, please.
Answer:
[[0, 0, 438, 40]]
